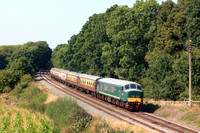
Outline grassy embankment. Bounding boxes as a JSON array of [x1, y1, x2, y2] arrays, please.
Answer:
[[0, 74, 149, 133], [142, 99, 200, 129]]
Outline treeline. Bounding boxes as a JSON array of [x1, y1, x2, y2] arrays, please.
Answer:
[[0, 41, 52, 93], [52, 0, 200, 101]]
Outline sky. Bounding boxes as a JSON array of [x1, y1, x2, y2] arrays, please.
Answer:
[[0, 0, 177, 49]]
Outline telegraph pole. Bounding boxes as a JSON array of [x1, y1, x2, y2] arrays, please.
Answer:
[[189, 40, 192, 107]]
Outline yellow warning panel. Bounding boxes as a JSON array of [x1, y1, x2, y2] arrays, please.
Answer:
[[128, 98, 141, 102]]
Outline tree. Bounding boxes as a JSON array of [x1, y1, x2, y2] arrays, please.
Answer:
[[0, 45, 21, 69], [0, 70, 18, 93], [186, 0, 200, 47], [153, 0, 186, 55], [11, 41, 52, 71], [10, 57, 34, 77]]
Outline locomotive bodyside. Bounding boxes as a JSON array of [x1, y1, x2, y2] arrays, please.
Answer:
[[97, 78, 143, 111]]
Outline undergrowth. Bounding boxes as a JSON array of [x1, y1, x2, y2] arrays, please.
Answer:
[[46, 98, 92, 132]]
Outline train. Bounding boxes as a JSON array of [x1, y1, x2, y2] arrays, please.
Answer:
[[50, 68, 143, 111]]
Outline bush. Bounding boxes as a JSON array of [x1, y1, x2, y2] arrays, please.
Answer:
[[28, 102, 46, 113], [70, 109, 92, 132], [20, 74, 33, 83], [3, 86, 11, 93], [46, 98, 80, 129], [24, 87, 41, 101], [13, 82, 29, 97], [28, 93, 47, 113], [69, 108, 91, 123]]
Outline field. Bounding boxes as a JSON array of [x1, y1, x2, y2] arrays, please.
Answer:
[[0, 100, 56, 133]]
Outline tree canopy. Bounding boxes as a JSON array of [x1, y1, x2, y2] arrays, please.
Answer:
[[0, 41, 52, 93], [51, 0, 200, 101]]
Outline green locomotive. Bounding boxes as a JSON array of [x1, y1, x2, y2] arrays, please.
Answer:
[[97, 78, 143, 111]]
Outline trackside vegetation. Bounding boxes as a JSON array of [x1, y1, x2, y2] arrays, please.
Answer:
[[46, 98, 92, 132], [52, 0, 200, 101], [0, 74, 92, 132]]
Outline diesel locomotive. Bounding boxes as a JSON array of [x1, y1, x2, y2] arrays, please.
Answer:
[[50, 68, 143, 111]]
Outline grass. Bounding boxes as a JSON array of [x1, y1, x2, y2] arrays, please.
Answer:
[[179, 108, 189, 112], [195, 119, 200, 128], [160, 113, 170, 118], [84, 117, 149, 133], [0, 102, 56, 133], [180, 112, 198, 121], [46, 98, 92, 132], [180, 112, 200, 128], [12, 82, 48, 113]]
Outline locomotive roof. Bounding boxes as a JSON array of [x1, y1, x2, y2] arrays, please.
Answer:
[[79, 74, 101, 80], [98, 78, 140, 86]]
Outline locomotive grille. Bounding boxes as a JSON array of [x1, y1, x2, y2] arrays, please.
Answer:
[[131, 95, 135, 98], [131, 95, 139, 98]]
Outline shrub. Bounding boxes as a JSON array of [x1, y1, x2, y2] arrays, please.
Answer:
[[46, 98, 80, 129], [28, 94, 47, 113], [24, 87, 41, 101], [13, 81, 29, 97], [3, 86, 11, 93], [20, 74, 33, 83], [28, 102, 46, 113], [69, 108, 91, 123], [29, 87, 40, 97], [70, 108, 92, 132]]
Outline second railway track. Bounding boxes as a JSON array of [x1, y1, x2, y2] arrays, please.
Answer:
[[40, 71, 199, 133]]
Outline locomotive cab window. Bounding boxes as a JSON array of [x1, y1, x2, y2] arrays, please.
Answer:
[[130, 84, 136, 89], [125, 85, 129, 90], [137, 85, 142, 90]]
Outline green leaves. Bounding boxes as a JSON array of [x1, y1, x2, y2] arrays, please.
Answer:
[[51, 0, 200, 101], [11, 41, 52, 71], [0, 41, 51, 95], [186, 0, 200, 47]]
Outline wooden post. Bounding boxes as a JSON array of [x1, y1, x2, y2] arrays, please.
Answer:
[[189, 40, 192, 107]]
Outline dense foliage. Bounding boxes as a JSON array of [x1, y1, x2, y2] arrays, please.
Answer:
[[52, 0, 200, 101], [0, 41, 52, 93]]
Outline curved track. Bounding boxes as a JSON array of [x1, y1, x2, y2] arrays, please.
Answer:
[[40, 71, 199, 133]]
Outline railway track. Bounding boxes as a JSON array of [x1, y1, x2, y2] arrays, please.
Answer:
[[39, 71, 199, 133]]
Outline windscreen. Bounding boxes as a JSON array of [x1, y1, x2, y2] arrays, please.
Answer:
[[124, 84, 142, 90]]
